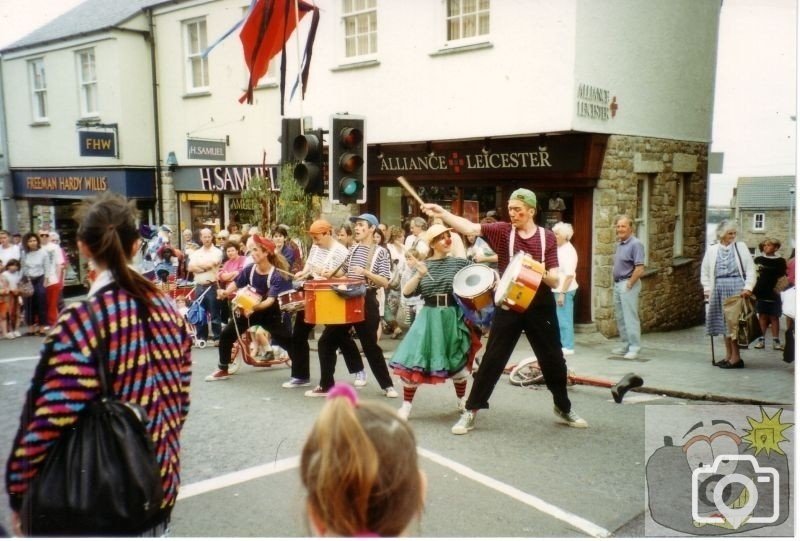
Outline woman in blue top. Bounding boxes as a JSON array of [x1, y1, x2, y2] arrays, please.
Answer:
[[205, 235, 292, 381]]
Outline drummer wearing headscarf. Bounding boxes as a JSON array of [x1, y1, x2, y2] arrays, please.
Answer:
[[423, 189, 588, 435], [205, 235, 293, 382]]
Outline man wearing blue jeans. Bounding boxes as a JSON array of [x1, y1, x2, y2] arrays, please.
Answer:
[[612, 215, 645, 359]]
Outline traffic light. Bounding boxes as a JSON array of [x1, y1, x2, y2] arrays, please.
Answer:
[[330, 114, 366, 204], [280, 117, 302, 163], [292, 129, 324, 195]]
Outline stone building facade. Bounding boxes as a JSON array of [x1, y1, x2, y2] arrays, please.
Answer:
[[593, 135, 708, 337]]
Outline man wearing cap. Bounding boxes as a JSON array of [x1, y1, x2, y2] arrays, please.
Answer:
[[188, 228, 224, 346], [423, 189, 588, 434], [308, 213, 398, 398], [281, 219, 365, 389]]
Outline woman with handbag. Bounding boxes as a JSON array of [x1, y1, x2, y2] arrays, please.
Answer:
[[6, 193, 193, 536], [205, 235, 293, 381], [20, 232, 51, 335], [700, 220, 757, 369]]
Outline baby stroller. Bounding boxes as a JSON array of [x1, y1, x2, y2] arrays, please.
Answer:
[[184, 286, 213, 348]]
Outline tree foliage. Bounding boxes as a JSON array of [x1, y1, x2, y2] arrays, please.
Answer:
[[239, 164, 317, 252]]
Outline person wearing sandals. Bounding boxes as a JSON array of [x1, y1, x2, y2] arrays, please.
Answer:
[[700, 220, 756, 369], [389, 224, 479, 421]]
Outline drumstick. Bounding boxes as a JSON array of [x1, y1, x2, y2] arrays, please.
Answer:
[[273, 267, 296, 278], [397, 176, 426, 207]]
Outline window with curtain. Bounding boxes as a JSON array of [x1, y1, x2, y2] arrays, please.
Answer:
[[673, 175, 685, 257], [447, 0, 490, 42], [76, 48, 98, 116], [29, 59, 48, 121], [184, 18, 209, 92], [635, 175, 651, 265], [343, 0, 377, 58], [753, 213, 765, 231]]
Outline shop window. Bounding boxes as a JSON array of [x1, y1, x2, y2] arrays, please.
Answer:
[[446, 0, 490, 43], [76, 48, 98, 117], [635, 175, 651, 266], [753, 212, 765, 231], [673, 175, 685, 257], [184, 18, 209, 93], [343, 0, 377, 59], [29, 58, 48, 122]]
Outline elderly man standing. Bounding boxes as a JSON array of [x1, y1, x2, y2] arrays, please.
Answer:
[[188, 228, 223, 346], [611, 215, 646, 360]]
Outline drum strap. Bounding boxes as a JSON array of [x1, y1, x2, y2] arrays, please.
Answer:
[[248, 264, 274, 295], [508, 226, 546, 262]]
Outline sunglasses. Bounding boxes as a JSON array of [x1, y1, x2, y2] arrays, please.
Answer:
[[39, 233, 49, 237]]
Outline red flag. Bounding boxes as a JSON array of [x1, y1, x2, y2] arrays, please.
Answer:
[[239, 0, 318, 109]]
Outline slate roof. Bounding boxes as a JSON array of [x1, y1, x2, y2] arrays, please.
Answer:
[[734, 176, 797, 209], [1, 0, 168, 53]]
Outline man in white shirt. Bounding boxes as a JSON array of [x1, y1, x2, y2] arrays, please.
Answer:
[[39, 229, 65, 328], [403, 217, 429, 258], [187, 228, 224, 345], [0, 230, 21, 268]]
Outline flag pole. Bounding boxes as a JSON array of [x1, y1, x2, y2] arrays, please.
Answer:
[[293, 0, 304, 134]]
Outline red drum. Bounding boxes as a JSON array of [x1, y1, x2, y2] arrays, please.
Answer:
[[453, 264, 498, 312], [278, 289, 305, 312], [494, 252, 544, 313], [304, 278, 365, 325]]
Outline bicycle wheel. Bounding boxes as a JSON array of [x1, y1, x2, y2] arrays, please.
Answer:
[[508, 357, 544, 386]]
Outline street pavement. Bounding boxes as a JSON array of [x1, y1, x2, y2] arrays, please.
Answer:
[[0, 319, 794, 537]]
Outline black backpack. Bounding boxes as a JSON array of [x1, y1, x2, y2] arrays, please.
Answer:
[[21, 303, 165, 536]]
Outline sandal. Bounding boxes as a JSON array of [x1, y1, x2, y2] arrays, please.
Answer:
[[718, 360, 745, 369]]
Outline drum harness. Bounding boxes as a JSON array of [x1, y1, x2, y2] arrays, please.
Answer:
[[508, 225, 546, 265]]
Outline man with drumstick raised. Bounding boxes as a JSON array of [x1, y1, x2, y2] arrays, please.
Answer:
[[308, 213, 398, 398], [422, 189, 588, 434], [281, 219, 365, 389]]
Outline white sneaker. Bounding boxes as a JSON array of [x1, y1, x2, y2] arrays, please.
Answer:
[[397, 401, 412, 421], [554, 406, 588, 428], [623, 351, 639, 360], [562, 348, 575, 356], [353, 370, 367, 387], [611, 347, 628, 356], [13, 331, 21, 338], [451, 410, 476, 435], [457, 396, 467, 412], [204, 369, 230, 382], [383, 386, 399, 398]]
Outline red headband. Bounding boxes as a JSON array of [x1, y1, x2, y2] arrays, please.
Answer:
[[252, 234, 276, 254]]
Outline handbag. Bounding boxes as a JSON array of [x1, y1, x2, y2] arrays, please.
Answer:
[[774, 275, 790, 294], [186, 300, 207, 326], [21, 304, 165, 536], [18, 276, 34, 298], [737, 296, 763, 348]]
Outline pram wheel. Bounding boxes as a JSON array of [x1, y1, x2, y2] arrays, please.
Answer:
[[508, 357, 544, 386], [196, 339, 207, 349]]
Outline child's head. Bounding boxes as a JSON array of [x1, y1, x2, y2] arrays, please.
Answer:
[[4, 259, 20, 272], [175, 295, 188, 308], [300, 383, 424, 537]]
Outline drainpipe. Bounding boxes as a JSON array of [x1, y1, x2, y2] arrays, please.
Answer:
[[147, 8, 164, 225]]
